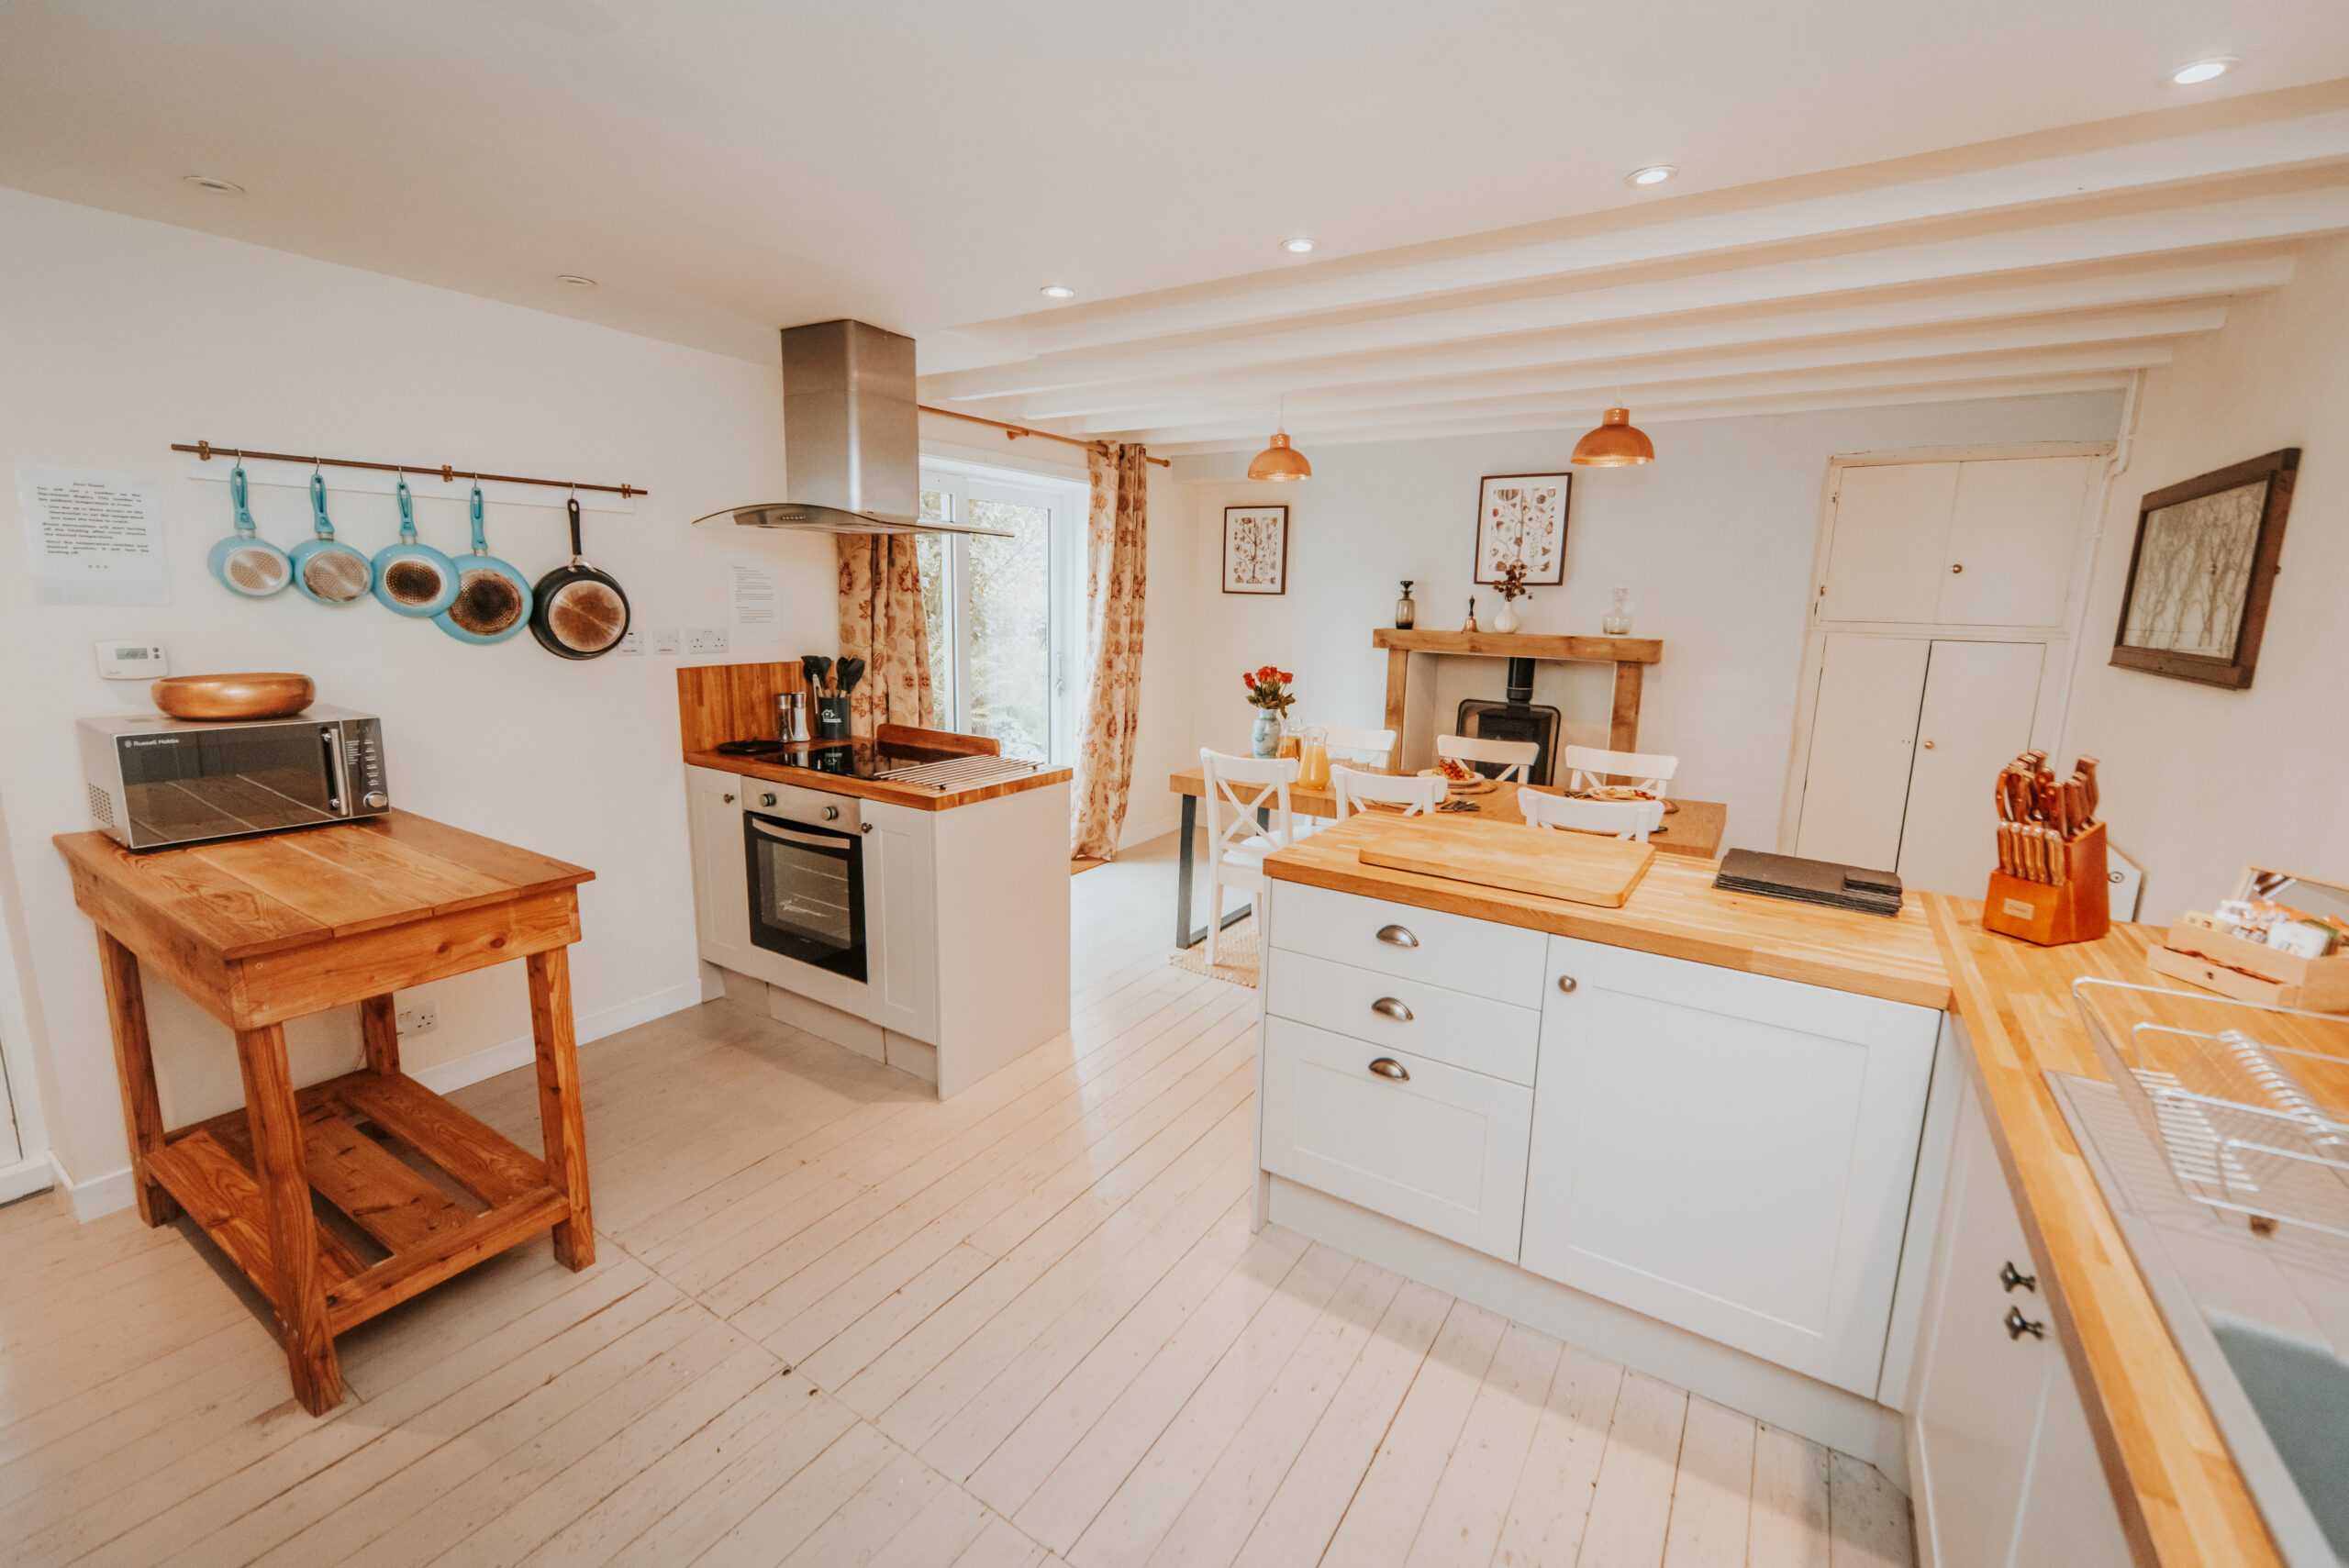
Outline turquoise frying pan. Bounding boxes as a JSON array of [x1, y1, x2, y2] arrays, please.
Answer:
[[370, 475, 460, 617], [206, 459, 292, 597], [289, 472, 375, 605], [433, 482, 534, 644]]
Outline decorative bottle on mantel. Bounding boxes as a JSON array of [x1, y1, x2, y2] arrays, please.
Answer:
[[1603, 585, 1633, 636], [1394, 581, 1416, 629]]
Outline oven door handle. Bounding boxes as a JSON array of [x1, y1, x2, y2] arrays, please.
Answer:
[[749, 818, 852, 852]]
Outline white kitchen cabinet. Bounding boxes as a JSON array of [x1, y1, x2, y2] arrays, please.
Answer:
[[1821, 455, 2095, 628], [1261, 1016, 1533, 1262], [1821, 462, 1963, 624], [1907, 1061, 2131, 1568], [1521, 936, 1940, 1396], [685, 765, 755, 975]]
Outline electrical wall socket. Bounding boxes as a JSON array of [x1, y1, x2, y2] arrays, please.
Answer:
[[686, 628, 730, 655], [615, 631, 644, 656], [651, 628, 679, 654], [395, 997, 438, 1037]]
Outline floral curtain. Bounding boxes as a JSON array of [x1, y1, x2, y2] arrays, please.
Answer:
[[836, 536, 936, 738], [1072, 442, 1150, 860]]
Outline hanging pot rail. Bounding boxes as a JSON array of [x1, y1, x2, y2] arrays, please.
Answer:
[[918, 406, 1170, 467], [172, 439, 645, 498]]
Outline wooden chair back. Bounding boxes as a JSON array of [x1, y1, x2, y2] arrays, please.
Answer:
[[1518, 788, 1660, 840], [1436, 731, 1538, 784], [1330, 765, 1444, 820], [1562, 744, 1678, 795], [1199, 749, 1299, 858]]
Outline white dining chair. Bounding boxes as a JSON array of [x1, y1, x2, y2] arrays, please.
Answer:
[[1321, 724, 1398, 772], [1562, 744, 1679, 795], [1436, 731, 1539, 784], [1330, 764, 1444, 820], [1518, 787, 1662, 841], [1197, 748, 1300, 964]]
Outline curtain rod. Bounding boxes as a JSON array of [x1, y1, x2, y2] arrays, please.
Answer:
[[172, 440, 645, 497], [918, 406, 1170, 467]]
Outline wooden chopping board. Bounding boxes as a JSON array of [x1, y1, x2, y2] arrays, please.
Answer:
[[1353, 814, 1654, 907]]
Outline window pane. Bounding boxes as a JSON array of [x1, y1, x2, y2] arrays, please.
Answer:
[[963, 498, 1052, 762], [913, 527, 951, 719]]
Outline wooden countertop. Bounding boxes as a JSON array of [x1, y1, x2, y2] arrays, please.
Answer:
[[1925, 895, 2281, 1568], [1170, 768, 1727, 861], [53, 810, 593, 962], [1264, 815, 1949, 1009], [685, 750, 1073, 811]]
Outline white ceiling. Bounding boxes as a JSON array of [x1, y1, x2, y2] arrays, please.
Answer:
[[6, 1, 2349, 450]]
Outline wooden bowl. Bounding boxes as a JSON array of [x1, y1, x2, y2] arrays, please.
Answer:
[[151, 673, 316, 721]]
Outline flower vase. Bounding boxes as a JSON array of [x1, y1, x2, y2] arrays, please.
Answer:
[[1252, 708, 1281, 758], [1492, 597, 1520, 634]]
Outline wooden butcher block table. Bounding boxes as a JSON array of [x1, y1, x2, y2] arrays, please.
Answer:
[[54, 811, 596, 1415]]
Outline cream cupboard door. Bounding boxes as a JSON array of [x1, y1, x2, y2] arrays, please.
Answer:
[[1795, 633, 1930, 872], [1896, 641, 2045, 897], [1522, 938, 1939, 1395], [1938, 457, 2095, 628], [685, 765, 755, 974], [1820, 462, 1960, 623]]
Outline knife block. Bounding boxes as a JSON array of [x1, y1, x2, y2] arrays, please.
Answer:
[[1983, 821, 2110, 946]]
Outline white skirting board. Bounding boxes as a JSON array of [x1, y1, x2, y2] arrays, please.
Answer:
[[59, 974, 708, 1223], [1267, 1174, 1911, 1492], [0, 1151, 60, 1208]]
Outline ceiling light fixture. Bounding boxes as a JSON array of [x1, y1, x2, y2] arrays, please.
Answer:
[[183, 174, 244, 195], [2170, 56, 2238, 84], [1040, 284, 1076, 299], [1246, 396, 1312, 482], [1282, 238, 1316, 253], [1626, 164, 1677, 187], [555, 273, 597, 287]]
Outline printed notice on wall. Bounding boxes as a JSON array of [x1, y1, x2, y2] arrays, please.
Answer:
[[17, 466, 170, 605], [729, 562, 780, 636]]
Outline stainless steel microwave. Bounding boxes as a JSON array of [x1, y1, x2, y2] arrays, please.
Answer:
[[78, 706, 390, 851]]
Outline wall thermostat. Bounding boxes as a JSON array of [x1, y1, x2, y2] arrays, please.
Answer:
[[95, 642, 168, 680]]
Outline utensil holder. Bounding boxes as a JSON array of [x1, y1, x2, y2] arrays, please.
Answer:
[[815, 695, 852, 740], [1984, 820, 2110, 946]]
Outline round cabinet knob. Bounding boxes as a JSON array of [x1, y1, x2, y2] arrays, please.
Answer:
[[1367, 1057, 1410, 1083], [1920, 740, 1936, 751], [723, 794, 736, 804], [2000, 1260, 2038, 1293], [362, 791, 388, 809], [1557, 974, 1578, 994], [1950, 562, 1965, 574], [824, 806, 840, 821], [2004, 1306, 2046, 1341], [760, 793, 778, 807]]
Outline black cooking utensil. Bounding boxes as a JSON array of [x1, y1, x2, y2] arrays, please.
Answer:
[[836, 657, 866, 695], [807, 655, 834, 693], [528, 496, 631, 660]]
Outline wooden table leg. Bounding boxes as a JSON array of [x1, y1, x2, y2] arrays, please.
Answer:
[[95, 930, 178, 1227], [527, 946, 595, 1271], [360, 994, 401, 1077], [236, 1022, 340, 1415]]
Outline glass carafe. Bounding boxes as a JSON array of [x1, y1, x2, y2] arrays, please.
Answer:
[[1603, 586, 1633, 636], [1297, 725, 1331, 791]]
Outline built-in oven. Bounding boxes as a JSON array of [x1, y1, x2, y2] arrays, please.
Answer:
[[742, 784, 869, 984]]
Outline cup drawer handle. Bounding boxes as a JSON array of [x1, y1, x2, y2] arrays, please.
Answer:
[[1371, 996, 1413, 1022], [1368, 1057, 1410, 1083], [1375, 924, 1419, 949]]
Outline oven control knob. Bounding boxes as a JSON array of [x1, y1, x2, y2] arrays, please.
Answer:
[[760, 793, 778, 807], [362, 791, 388, 810], [824, 806, 840, 821]]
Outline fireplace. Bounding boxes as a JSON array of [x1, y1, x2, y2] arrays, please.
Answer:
[[1455, 658, 1562, 786]]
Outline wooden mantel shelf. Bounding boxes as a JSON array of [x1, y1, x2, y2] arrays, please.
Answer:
[[1372, 629, 1664, 664], [1375, 628, 1662, 754]]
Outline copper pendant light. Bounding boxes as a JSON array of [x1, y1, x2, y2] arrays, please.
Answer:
[[1571, 406, 1654, 466], [1247, 397, 1312, 481]]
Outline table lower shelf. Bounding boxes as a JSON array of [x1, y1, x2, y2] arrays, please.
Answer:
[[149, 1067, 571, 1337]]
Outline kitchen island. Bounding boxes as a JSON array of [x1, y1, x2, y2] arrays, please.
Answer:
[[1261, 817, 2282, 1567]]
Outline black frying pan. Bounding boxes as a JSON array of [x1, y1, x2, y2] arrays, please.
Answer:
[[529, 496, 631, 660]]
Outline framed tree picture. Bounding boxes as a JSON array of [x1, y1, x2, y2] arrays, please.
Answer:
[[2111, 448, 2299, 689], [1222, 505, 1288, 595], [1474, 473, 1569, 585]]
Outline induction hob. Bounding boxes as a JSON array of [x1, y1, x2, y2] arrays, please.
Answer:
[[714, 739, 957, 778]]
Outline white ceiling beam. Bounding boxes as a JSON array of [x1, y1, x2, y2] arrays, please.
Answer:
[[974, 103, 2349, 356], [1059, 313, 2220, 433], [972, 262, 2280, 422], [1109, 345, 2169, 446], [921, 184, 2349, 402]]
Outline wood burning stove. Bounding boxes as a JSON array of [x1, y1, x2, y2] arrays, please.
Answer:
[[1455, 657, 1562, 785]]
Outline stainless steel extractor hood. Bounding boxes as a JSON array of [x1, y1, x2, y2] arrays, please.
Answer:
[[692, 318, 1008, 537]]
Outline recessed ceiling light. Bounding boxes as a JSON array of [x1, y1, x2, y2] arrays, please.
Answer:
[[2169, 56, 2238, 85], [1040, 284, 1076, 299], [1282, 238, 1316, 254], [1626, 165, 1677, 187], [555, 273, 597, 287], [183, 174, 243, 195]]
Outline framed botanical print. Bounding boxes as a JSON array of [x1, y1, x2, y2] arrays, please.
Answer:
[[1474, 473, 1569, 586], [2111, 448, 2299, 689], [1222, 506, 1288, 595]]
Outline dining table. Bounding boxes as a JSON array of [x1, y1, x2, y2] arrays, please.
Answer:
[[1165, 765, 1727, 950]]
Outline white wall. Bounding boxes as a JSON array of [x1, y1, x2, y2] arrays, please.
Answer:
[[2061, 236, 2349, 921], [0, 189, 842, 1206], [1177, 394, 2124, 846]]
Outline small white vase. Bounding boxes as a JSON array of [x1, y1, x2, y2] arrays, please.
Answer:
[[1491, 598, 1520, 634]]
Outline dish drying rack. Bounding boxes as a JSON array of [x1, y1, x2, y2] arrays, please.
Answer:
[[874, 754, 1039, 792], [2075, 978, 2349, 1240]]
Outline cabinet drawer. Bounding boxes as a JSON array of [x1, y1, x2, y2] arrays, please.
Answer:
[[1261, 1018, 1532, 1262], [1265, 950, 1539, 1086], [1271, 883, 1546, 1006]]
